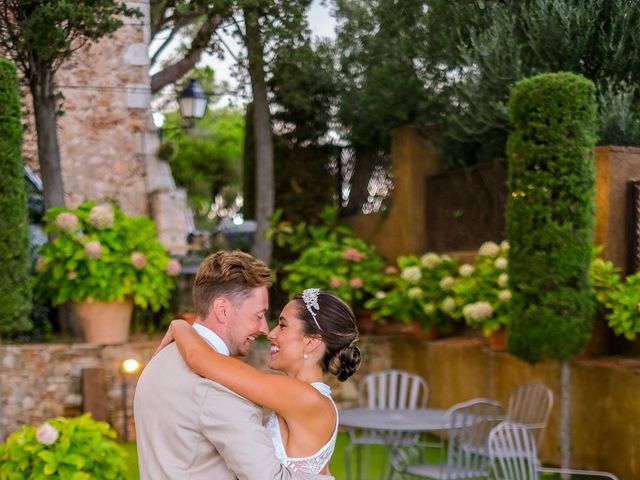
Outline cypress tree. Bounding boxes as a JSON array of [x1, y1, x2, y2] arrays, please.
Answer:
[[0, 58, 32, 337], [506, 72, 597, 362]]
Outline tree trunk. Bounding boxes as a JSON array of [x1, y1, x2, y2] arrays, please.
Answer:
[[244, 6, 273, 264], [560, 359, 571, 478], [30, 68, 65, 210]]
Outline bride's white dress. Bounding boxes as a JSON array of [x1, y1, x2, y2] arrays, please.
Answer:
[[264, 382, 338, 474]]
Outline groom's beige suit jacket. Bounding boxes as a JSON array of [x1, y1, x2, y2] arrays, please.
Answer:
[[134, 342, 333, 480]]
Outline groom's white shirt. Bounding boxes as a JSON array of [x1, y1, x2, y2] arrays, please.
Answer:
[[192, 322, 229, 356]]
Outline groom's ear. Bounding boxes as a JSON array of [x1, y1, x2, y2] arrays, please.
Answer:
[[212, 297, 229, 323]]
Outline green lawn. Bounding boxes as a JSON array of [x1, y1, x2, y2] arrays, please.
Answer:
[[122, 435, 608, 479]]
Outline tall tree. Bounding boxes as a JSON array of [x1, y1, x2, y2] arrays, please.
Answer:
[[0, 58, 32, 338], [0, 0, 141, 210]]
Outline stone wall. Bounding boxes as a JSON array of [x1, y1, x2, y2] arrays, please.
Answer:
[[20, 0, 192, 252], [1, 335, 638, 479]]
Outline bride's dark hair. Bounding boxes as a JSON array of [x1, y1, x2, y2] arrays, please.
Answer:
[[293, 291, 361, 381]]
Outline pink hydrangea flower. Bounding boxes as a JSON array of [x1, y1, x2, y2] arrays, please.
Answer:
[[84, 241, 102, 259], [55, 212, 79, 232], [384, 265, 398, 275], [36, 423, 59, 445], [343, 247, 364, 261], [329, 277, 342, 288], [130, 252, 146, 270], [88, 204, 114, 229], [349, 277, 363, 288], [165, 259, 181, 276]]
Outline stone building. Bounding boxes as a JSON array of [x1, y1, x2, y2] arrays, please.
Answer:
[[22, 0, 191, 254]]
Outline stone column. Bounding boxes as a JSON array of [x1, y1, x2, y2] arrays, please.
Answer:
[[344, 126, 440, 259]]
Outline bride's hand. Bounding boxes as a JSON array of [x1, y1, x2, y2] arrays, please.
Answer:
[[153, 319, 188, 357]]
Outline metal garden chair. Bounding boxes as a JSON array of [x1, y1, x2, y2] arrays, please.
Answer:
[[505, 382, 553, 449], [488, 421, 619, 480], [344, 369, 429, 480], [389, 398, 503, 480]]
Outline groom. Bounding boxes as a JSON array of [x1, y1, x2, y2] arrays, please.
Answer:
[[134, 250, 333, 479]]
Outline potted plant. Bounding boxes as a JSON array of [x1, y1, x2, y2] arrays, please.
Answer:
[[365, 252, 460, 337], [452, 241, 511, 350], [0, 414, 128, 479], [33, 201, 180, 344]]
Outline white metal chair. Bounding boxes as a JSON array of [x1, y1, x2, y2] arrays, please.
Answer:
[[488, 421, 619, 480], [344, 369, 429, 480], [505, 382, 553, 448], [389, 398, 503, 480]]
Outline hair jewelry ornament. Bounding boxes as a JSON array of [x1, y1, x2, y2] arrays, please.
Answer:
[[302, 288, 322, 331]]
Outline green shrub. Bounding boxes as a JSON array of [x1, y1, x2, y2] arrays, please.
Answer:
[[365, 252, 460, 332], [452, 241, 511, 335], [506, 72, 598, 362], [277, 207, 386, 310], [0, 414, 128, 479], [0, 58, 32, 338]]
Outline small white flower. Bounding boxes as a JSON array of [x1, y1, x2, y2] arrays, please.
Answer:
[[497, 273, 509, 288], [408, 287, 423, 299], [441, 296, 456, 313], [87, 204, 114, 229], [498, 290, 512, 302], [462, 301, 494, 322], [494, 257, 508, 269], [439, 276, 455, 291], [459, 264, 475, 277], [36, 423, 58, 445], [401, 266, 422, 283], [420, 253, 441, 269], [500, 240, 510, 251], [375, 291, 386, 299], [478, 241, 500, 257], [422, 303, 435, 315]]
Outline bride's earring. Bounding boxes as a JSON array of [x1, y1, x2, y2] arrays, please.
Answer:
[[303, 353, 309, 359]]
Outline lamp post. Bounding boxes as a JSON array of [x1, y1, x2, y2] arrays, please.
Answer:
[[157, 78, 208, 139], [120, 358, 141, 442], [178, 78, 208, 122]]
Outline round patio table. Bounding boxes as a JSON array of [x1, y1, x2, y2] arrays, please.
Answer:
[[339, 407, 450, 432]]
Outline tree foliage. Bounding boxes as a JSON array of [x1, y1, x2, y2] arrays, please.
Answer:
[[505, 72, 597, 362], [447, 0, 640, 162], [0, 0, 141, 209], [0, 58, 32, 338], [160, 105, 245, 229]]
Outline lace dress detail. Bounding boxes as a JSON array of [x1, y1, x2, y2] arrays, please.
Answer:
[[264, 382, 338, 474]]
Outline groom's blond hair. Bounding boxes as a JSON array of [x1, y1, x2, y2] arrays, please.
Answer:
[[192, 250, 272, 319]]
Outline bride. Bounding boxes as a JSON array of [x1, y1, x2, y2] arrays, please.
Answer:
[[155, 288, 362, 475]]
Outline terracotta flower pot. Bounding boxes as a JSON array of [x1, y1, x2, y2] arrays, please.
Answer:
[[72, 298, 134, 345], [487, 326, 507, 351]]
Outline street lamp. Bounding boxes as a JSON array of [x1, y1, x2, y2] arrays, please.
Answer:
[[120, 358, 141, 442], [178, 78, 208, 122]]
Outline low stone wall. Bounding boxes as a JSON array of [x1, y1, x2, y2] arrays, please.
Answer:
[[1, 335, 638, 479]]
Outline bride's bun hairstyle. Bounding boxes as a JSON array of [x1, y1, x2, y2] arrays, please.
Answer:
[[294, 290, 362, 381]]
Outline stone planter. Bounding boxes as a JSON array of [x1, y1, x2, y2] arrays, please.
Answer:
[[72, 298, 134, 345]]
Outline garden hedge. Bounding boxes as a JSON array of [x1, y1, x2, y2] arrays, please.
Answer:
[[506, 72, 597, 362], [0, 58, 32, 337]]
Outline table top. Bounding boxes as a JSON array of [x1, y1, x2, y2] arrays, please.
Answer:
[[338, 407, 450, 432]]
